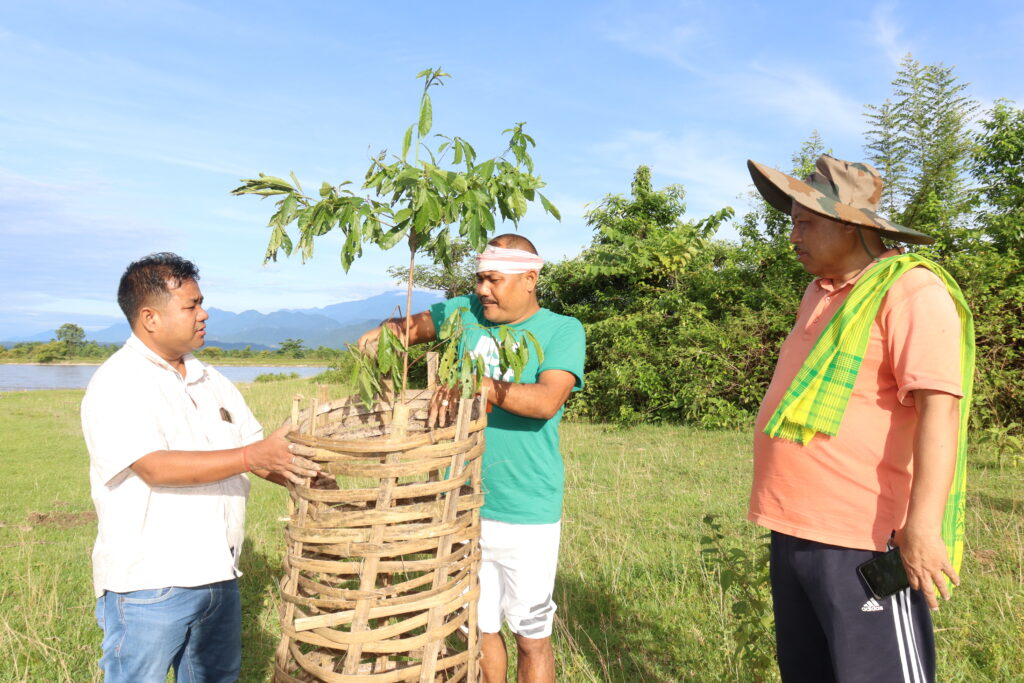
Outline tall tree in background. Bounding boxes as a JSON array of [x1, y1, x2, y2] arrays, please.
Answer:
[[541, 165, 727, 324], [971, 99, 1024, 255], [55, 322, 85, 355], [863, 55, 979, 248], [386, 238, 477, 299]]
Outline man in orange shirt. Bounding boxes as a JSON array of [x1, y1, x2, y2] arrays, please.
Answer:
[[747, 156, 970, 682]]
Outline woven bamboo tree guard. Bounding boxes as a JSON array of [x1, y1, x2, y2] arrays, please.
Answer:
[[274, 382, 487, 683]]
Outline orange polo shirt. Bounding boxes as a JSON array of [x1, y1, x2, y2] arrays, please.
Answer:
[[749, 253, 963, 552]]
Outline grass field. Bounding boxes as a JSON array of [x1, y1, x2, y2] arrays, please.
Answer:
[[0, 380, 1021, 681]]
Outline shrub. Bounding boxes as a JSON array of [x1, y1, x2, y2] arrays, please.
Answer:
[[253, 372, 300, 383]]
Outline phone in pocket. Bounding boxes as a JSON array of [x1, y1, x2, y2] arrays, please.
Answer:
[[857, 546, 910, 600]]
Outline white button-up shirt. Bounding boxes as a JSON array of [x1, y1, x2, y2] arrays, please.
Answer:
[[82, 335, 263, 597]]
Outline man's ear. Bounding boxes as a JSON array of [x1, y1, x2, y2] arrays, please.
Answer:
[[523, 269, 538, 293], [137, 305, 160, 334]]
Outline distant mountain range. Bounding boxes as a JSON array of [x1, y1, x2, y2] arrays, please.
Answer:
[[3, 290, 445, 350]]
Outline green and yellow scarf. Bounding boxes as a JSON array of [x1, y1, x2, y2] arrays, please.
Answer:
[[764, 253, 974, 578]]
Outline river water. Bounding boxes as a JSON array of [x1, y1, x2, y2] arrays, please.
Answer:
[[0, 364, 329, 391]]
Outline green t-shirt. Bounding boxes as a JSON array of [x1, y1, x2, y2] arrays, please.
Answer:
[[430, 295, 586, 524]]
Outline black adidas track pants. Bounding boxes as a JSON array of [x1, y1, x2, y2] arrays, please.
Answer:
[[769, 531, 936, 683]]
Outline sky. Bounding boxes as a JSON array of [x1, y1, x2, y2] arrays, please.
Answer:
[[2, 0, 1022, 339]]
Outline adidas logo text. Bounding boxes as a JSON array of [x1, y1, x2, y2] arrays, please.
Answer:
[[861, 598, 884, 612]]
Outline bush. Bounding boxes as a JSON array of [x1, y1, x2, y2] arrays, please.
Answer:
[[944, 248, 1024, 430], [253, 372, 300, 383]]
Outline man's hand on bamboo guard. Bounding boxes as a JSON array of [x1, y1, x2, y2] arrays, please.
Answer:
[[427, 384, 461, 429]]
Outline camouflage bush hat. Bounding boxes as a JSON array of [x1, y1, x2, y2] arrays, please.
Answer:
[[746, 154, 934, 245]]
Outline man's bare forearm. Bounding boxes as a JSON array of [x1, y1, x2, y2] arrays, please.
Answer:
[[130, 424, 320, 487], [897, 389, 961, 607], [905, 390, 959, 534], [131, 448, 250, 486], [482, 370, 575, 420]]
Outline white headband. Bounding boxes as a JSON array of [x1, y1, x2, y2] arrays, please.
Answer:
[[476, 246, 545, 274]]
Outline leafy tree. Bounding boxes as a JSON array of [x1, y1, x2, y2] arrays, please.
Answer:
[[202, 346, 223, 359], [55, 323, 85, 355], [234, 68, 556, 407], [386, 237, 477, 298], [863, 55, 979, 248], [34, 341, 65, 363], [278, 338, 306, 358], [971, 99, 1024, 254], [541, 166, 751, 426]]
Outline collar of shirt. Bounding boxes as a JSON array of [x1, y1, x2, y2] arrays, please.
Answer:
[[124, 334, 208, 385], [814, 248, 902, 294]]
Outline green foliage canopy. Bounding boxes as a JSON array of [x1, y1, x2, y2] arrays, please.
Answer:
[[233, 68, 560, 408]]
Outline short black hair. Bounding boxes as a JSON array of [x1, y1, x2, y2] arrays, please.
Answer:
[[488, 233, 538, 254], [117, 252, 200, 327]]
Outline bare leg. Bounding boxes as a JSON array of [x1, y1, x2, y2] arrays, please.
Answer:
[[515, 634, 554, 683], [481, 631, 508, 683]]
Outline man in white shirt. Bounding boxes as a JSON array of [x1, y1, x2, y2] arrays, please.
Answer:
[[82, 252, 320, 682]]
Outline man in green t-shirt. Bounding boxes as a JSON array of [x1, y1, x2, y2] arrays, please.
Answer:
[[358, 233, 585, 683]]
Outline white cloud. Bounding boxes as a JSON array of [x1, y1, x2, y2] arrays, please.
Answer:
[[592, 0, 712, 73], [731, 63, 865, 137], [592, 128, 751, 223], [869, 3, 910, 67]]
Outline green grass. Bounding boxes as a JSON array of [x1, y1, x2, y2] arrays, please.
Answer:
[[1, 383, 1021, 681]]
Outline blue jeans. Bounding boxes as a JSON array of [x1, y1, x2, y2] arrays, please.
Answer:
[[95, 579, 241, 683]]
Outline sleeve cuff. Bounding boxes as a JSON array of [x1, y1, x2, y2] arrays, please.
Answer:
[[897, 379, 964, 406]]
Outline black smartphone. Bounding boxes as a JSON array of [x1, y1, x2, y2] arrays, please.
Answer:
[[857, 547, 910, 599]]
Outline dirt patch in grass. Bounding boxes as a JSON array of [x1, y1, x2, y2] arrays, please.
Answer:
[[1, 500, 97, 530], [972, 548, 999, 571], [25, 510, 97, 529]]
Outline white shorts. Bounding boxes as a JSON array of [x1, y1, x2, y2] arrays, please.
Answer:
[[478, 518, 560, 639]]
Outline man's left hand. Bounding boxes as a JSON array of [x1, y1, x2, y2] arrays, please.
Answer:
[[894, 525, 960, 610], [427, 384, 461, 429]]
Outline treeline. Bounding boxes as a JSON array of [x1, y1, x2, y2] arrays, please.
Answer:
[[2, 327, 344, 363], [196, 339, 344, 362], [536, 55, 1022, 433], [0, 339, 120, 363]]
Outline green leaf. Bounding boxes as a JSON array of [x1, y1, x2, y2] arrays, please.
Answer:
[[461, 139, 477, 164], [378, 224, 408, 250], [377, 326, 395, 371], [476, 159, 495, 180], [459, 354, 474, 398], [419, 92, 432, 137], [289, 171, 304, 194], [393, 207, 413, 225], [341, 225, 361, 272], [429, 168, 451, 194], [280, 193, 297, 223], [524, 331, 544, 366], [510, 189, 527, 217], [402, 124, 413, 161], [453, 139, 463, 165], [256, 174, 295, 191], [439, 307, 467, 340], [539, 192, 561, 221], [438, 337, 459, 387], [515, 339, 529, 381]]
